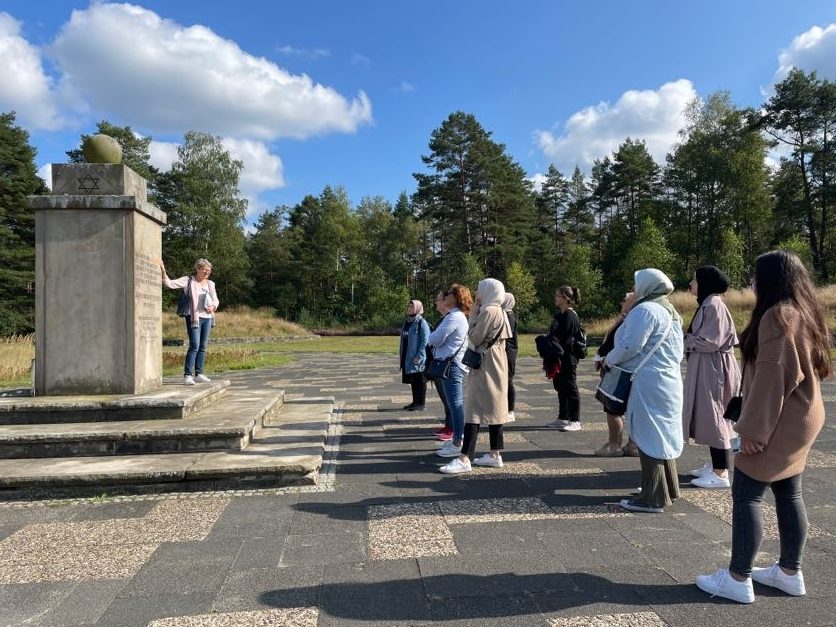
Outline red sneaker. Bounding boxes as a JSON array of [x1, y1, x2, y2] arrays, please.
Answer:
[[432, 426, 451, 436], [436, 431, 454, 441]]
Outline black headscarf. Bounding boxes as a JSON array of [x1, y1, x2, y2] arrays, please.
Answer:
[[687, 265, 730, 333]]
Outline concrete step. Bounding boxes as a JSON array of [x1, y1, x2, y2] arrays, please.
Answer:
[[0, 380, 230, 424], [0, 387, 285, 459], [0, 397, 333, 495]]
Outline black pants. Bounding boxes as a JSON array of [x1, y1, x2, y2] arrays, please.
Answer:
[[709, 446, 731, 471], [507, 351, 517, 412], [730, 468, 807, 577], [552, 359, 580, 422], [461, 423, 504, 460], [408, 373, 426, 406]]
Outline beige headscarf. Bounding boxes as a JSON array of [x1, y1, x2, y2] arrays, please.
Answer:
[[502, 293, 516, 312], [406, 299, 424, 321]]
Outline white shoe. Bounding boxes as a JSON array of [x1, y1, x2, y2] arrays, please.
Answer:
[[690, 473, 731, 489], [695, 569, 754, 604], [546, 419, 569, 429], [559, 421, 581, 432], [436, 441, 462, 458], [507, 411, 515, 423], [194, 374, 211, 383], [751, 563, 806, 596], [183, 375, 196, 386], [439, 457, 472, 474], [472, 453, 504, 468], [690, 462, 713, 478]]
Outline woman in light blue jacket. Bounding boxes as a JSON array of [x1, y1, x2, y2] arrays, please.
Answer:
[[400, 300, 430, 410], [604, 268, 684, 513]]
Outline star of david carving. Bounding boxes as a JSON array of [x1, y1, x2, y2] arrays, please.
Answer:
[[76, 174, 100, 193]]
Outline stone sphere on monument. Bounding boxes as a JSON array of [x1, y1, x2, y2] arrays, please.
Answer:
[[82, 133, 123, 164]]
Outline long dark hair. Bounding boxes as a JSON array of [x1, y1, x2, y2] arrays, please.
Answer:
[[739, 251, 832, 379]]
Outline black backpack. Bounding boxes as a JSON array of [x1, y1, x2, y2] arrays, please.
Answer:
[[573, 326, 588, 359]]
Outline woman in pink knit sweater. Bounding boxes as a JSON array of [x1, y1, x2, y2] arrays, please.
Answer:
[[697, 251, 831, 604]]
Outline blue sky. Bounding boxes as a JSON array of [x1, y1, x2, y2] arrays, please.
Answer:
[[2, 1, 835, 223]]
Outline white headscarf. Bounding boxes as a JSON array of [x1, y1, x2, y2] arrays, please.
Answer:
[[633, 268, 678, 318], [476, 278, 505, 308], [502, 293, 516, 312]]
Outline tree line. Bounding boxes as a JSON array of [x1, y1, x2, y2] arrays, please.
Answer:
[[0, 69, 833, 334]]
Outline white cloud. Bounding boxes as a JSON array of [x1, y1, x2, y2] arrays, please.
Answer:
[[351, 52, 371, 68], [526, 173, 546, 193], [773, 23, 836, 83], [38, 163, 52, 190], [0, 12, 62, 129], [535, 79, 697, 171], [277, 45, 330, 59], [150, 138, 284, 215], [394, 81, 414, 94], [148, 140, 179, 172], [51, 3, 372, 140]]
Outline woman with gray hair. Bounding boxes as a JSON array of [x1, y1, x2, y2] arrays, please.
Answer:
[[603, 268, 684, 513], [158, 258, 220, 385]]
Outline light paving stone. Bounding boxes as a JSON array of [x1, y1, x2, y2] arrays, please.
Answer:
[[148, 607, 319, 627], [0, 498, 229, 584], [367, 502, 456, 560], [548, 611, 667, 626], [680, 490, 829, 539], [807, 449, 836, 468], [440, 497, 556, 524]]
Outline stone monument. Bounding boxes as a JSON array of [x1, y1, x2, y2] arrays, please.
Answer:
[[30, 139, 167, 395]]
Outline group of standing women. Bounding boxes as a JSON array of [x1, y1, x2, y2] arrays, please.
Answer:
[[398, 279, 518, 474]]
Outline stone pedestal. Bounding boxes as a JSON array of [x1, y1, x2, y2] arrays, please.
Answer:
[[31, 164, 167, 395]]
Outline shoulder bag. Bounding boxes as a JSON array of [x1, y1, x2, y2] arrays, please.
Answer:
[[595, 313, 674, 416], [175, 276, 192, 317], [461, 323, 504, 370], [723, 363, 744, 422], [426, 333, 468, 381]]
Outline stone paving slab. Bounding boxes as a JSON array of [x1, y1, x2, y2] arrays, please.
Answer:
[[0, 355, 833, 626]]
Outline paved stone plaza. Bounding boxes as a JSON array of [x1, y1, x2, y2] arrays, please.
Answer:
[[1, 354, 834, 626]]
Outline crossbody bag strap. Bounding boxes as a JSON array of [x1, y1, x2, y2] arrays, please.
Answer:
[[629, 313, 675, 381]]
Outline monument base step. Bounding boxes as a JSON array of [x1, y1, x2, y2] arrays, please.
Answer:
[[0, 380, 230, 424], [0, 387, 285, 458], [0, 397, 333, 497]]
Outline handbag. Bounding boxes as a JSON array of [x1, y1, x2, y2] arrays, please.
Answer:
[[425, 334, 467, 381], [461, 324, 504, 370], [723, 364, 745, 422], [175, 277, 192, 317], [595, 312, 674, 415]]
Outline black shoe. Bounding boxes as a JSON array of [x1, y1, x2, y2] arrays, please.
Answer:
[[403, 403, 416, 410], [408, 405, 426, 411]]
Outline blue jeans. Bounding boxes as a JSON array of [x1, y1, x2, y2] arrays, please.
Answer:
[[440, 363, 465, 443], [729, 468, 808, 577], [184, 316, 212, 376]]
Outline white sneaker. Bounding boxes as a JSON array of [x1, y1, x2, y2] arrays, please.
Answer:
[[695, 569, 754, 604], [546, 419, 569, 429], [751, 563, 806, 596], [560, 421, 582, 432], [690, 473, 731, 489], [183, 375, 196, 386], [690, 462, 713, 478], [472, 453, 504, 468], [439, 457, 472, 474], [194, 374, 211, 383], [507, 411, 515, 423], [436, 441, 462, 458]]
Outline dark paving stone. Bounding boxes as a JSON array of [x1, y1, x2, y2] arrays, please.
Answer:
[[68, 500, 157, 522], [279, 531, 367, 566], [289, 503, 367, 536], [40, 580, 127, 626], [208, 495, 298, 538], [427, 592, 543, 625], [449, 520, 554, 555], [539, 530, 655, 571], [96, 591, 214, 627], [215, 565, 324, 612], [418, 551, 576, 598], [0, 503, 81, 526], [0, 582, 75, 627], [318, 560, 431, 626], [117, 538, 241, 598], [230, 537, 284, 570]]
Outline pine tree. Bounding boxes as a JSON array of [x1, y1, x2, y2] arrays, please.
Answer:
[[0, 112, 47, 334], [504, 261, 537, 319], [623, 218, 675, 285]]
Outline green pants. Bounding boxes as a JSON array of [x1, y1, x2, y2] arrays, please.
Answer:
[[638, 451, 681, 508]]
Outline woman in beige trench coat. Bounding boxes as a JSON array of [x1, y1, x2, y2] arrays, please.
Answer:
[[682, 266, 741, 489], [439, 278, 511, 474]]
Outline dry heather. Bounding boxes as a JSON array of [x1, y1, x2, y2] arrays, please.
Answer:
[[162, 306, 312, 339], [0, 335, 35, 384]]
